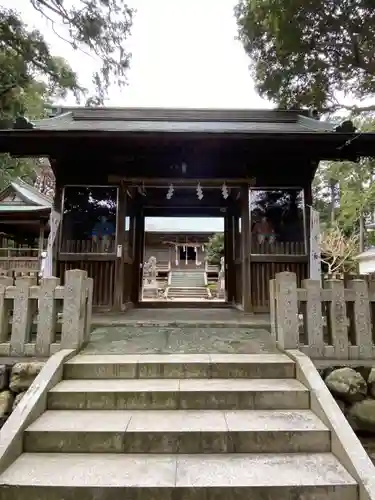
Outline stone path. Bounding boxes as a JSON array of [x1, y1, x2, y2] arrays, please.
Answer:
[[84, 308, 276, 356], [82, 326, 277, 355], [92, 308, 271, 328]]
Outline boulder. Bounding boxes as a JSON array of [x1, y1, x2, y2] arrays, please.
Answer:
[[367, 368, 375, 398], [0, 390, 14, 419], [0, 365, 8, 391], [12, 392, 26, 411], [347, 399, 375, 432], [321, 366, 345, 381], [9, 362, 44, 393], [325, 367, 367, 403]]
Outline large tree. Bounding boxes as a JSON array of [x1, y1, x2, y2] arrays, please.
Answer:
[[235, 0, 375, 113], [206, 233, 225, 265], [0, 0, 133, 109], [0, 0, 133, 187], [313, 116, 375, 249]]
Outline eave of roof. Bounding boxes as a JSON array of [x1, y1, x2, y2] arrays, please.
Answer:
[[0, 205, 51, 213], [31, 107, 336, 134], [10, 178, 52, 206]]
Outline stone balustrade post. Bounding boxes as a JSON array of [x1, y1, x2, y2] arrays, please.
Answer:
[[11, 276, 38, 355], [61, 270, 89, 349], [274, 272, 299, 350], [36, 277, 60, 356], [0, 276, 13, 343]]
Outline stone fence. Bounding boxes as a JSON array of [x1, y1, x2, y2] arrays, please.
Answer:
[[0, 269, 93, 357], [270, 272, 375, 361]]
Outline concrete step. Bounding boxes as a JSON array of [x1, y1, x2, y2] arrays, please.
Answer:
[[47, 378, 309, 410], [168, 290, 208, 298], [169, 288, 205, 291], [24, 409, 330, 454], [0, 452, 357, 500], [171, 273, 205, 277], [170, 283, 206, 288], [64, 354, 296, 379], [168, 288, 207, 292]]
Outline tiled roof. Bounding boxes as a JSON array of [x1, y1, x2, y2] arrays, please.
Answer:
[[0, 205, 50, 213], [0, 178, 52, 214], [11, 178, 52, 206], [31, 107, 337, 134]]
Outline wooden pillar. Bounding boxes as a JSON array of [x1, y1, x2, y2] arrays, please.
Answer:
[[52, 169, 63, 277], [224, 214, 229, 301], [38, 221, 45, 258], [233, 215, 241, 304], [139, 214, 145, 294], [114, 187, 127, 310], [131, 208, 143, 304], [226, 213, 235, 303], [128, 214, 135, 259], [241, 185, 252, 312], [304, 180, 313, 276]]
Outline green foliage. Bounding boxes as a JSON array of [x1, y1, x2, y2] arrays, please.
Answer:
[[0, 12, 81, 114], [313, 115, 375, 249], [0, 0, 134, 188], [235, 0, 375, 111], [0, 1, 133, 108], [206, 233, 224, 265]]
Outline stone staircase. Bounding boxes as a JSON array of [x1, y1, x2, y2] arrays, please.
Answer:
[[170, 270, 206, 287], [0, 353, 358, 499], [168, 270, 209, 299]]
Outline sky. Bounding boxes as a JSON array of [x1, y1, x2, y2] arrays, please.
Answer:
[[8, 0, 270, 109], [5, 0, 269, 231]]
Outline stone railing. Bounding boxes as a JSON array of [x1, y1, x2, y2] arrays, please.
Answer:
[[0, 270, 93, 357], [270, 271, 375, 361]]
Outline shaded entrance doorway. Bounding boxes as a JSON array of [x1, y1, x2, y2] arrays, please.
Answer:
[[179, 245, 196, 263], [141, 214, 225, 303]]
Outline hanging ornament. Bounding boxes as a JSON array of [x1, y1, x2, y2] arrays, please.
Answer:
[[195, 246, 201, 266], [196, 182, 203, 200], [166, 184, 174, 199], [221, 182, 229, 199]]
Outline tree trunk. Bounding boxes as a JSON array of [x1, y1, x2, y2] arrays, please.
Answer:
[[359, 213, 365, 252], [329, 179, 336, 223]]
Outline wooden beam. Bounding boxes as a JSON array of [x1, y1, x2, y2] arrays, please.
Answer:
[[108, 176, 255, 186], [241, 185, 252, 312], [304, 179, 313, 277], [38, 222, 45, 259], [114, 186, 127, 310], [250, 255, 308, 263], [58, 254, 116, 262], [226, 213, 235, 303], [131, 210, 144, 304]]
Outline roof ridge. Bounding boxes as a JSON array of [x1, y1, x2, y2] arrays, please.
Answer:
[[71, 107, 301, 123]]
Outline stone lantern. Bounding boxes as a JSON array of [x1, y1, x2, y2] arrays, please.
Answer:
[[355, 248, 375, 275]]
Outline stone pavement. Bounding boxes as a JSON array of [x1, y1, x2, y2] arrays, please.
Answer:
[[84, 308, 275, 355], [92, 308, 270, 328]]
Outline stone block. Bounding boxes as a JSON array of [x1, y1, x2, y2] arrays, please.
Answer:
[[0, 390, 14, 418], [9, 362, 45, 393]]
